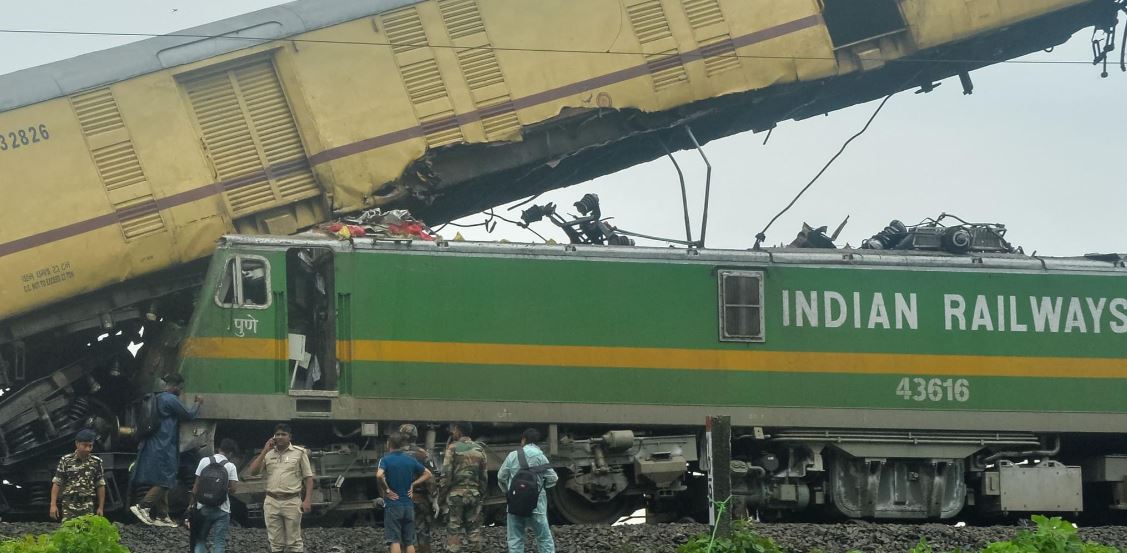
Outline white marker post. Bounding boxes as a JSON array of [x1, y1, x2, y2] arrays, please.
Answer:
[[706, 415, 732, 537]]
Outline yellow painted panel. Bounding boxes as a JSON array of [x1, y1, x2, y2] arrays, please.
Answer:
[[902, 0, 1090, 49], [115, 70, 235, 254]]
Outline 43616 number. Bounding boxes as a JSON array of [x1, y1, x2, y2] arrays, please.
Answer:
[[0, 124, 50, 152], [896, 377, 970, 402]]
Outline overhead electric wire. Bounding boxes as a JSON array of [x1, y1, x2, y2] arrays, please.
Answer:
[[441, 220, 490, 229], [439, 209, 549, 242], [0, 27, 1107, 67], [505, 192, 543, 211], [754, 92, 896, 249], [487, 209, 550, 243]]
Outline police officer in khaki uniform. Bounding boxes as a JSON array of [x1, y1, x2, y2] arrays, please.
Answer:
[[249, 424, 314, 553]]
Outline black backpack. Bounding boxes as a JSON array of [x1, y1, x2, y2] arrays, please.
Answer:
[[196, 456, 232, 507], [506, 448, 548, 517], [135, 393, 161, 441]]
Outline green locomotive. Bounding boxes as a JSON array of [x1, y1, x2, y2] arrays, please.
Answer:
[[166, 233, 1126, 523]]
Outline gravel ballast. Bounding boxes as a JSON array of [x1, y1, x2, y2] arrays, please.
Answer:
[[4, 521, 1127, 552]]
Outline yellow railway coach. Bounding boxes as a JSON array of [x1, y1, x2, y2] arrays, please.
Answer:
[[0, 0, 1106, 333]]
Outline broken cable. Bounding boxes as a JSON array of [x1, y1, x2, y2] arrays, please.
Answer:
[[753, 92, 896, 250], [488, 209, 550, 242], [506, 192, 544, 211]]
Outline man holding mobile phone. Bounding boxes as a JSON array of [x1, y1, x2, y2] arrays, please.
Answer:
[[249, 424, 314, 553]]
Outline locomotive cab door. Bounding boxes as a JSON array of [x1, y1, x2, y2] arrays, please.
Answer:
[[285, 247, 336, 392]]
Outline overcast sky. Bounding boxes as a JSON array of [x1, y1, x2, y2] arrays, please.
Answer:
[[2, 1, 1123, 256]]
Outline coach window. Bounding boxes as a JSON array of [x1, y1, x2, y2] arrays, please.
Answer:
[[821, 0, 906, 48], [215, 255, 271, 309], [718, 270, 764, 342]]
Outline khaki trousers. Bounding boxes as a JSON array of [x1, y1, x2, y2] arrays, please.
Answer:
[[264, 495, 304, 552]]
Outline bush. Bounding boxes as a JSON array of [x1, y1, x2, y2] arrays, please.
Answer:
[[0, 516, 129, 553], [978, 515, 1118, 553], [677, 520, 785, 553]]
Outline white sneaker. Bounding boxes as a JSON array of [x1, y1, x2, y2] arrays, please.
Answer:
[[155, 515, 179, 527], [129, 504, 153, 525]]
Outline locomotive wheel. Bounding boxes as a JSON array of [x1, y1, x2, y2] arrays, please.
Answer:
[[548, 483, 634, 525]]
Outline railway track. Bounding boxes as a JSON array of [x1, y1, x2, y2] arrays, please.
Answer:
[[5, 521, 1127, 552]]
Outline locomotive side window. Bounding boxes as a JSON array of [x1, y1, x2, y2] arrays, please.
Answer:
[[718, 270, 764, 342], [215, 255, 271, 309]]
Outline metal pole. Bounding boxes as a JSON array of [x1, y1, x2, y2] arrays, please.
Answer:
[[685, 126, 712, 248], [708, 415, 732, 538], [660, 141, 694, 246]]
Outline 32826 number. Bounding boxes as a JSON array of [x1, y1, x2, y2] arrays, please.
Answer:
[[0, 124, 50, 152], [896, 377, 970, 402]]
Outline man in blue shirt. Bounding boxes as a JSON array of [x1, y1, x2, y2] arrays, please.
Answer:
[[498, 428, 559, 553], [377, 431, 433, 553]]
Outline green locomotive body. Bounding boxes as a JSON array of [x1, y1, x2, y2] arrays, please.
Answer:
[[174, 235, 1127, 522]]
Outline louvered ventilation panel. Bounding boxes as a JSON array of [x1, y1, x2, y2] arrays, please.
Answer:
[[384, 7, 464, 148], [182, 60, 318, 216], [72, 89, 126, 134], [401, 58, 451, 104], [233, 63, 319, 201], [683, 0, 725, 28], [439, 0, 520, 140], [682, 0, 740, 78], [626, 0, 688, 92], [383, 9, 429, 54], [438, 0, 485, 39], [70, 88, 166, 240], [700, 35, 740, 77]]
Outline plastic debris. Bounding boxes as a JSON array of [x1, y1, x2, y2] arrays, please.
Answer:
[[315, 208, 434, 241]]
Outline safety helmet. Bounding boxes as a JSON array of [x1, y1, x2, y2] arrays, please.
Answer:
[[399, 424, 419, 441]]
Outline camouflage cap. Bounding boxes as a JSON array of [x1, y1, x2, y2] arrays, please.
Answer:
[[398, 424, 418, 440]]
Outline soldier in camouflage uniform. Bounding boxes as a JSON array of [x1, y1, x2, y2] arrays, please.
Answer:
[[441, 422, 487, 553], [399, 424, 438, 553], [49, 429, 106, 522]]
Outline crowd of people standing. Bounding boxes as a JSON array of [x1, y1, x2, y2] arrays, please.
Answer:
[[48, 374, 563, 553]]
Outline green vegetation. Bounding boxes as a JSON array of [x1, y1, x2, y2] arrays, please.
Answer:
[[678, 520, 786, 553], [0, 516, 129, 553], [678, 516, 1120, 553]]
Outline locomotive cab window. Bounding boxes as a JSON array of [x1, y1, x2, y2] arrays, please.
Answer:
[[719, 270, 764, 342], [215, 255, 271, 309]]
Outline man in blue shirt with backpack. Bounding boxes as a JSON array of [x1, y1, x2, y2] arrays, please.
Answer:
[[190, 438, 239, 553], [377, 431, 433, 553], [498, 428, 558, 553]]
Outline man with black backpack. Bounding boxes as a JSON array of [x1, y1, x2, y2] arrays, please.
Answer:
[[131, 373, 203, 527], [189, 438, 239, 553], [497, 428, 558, 553]]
